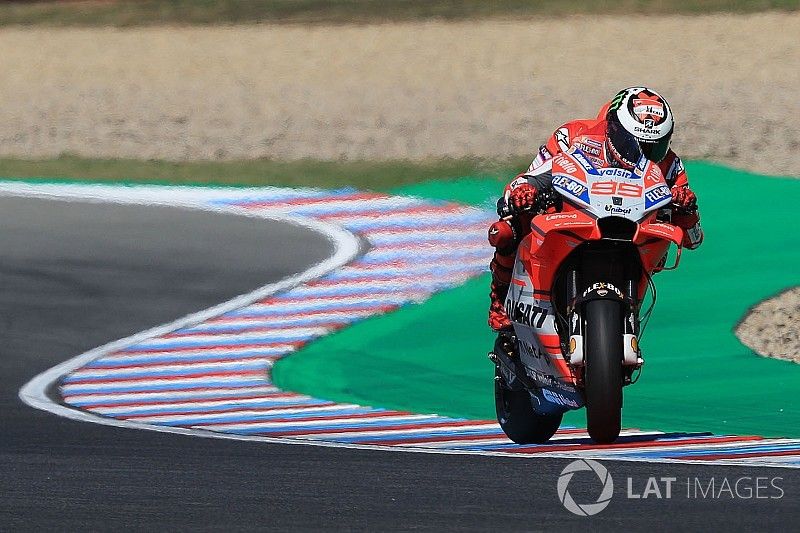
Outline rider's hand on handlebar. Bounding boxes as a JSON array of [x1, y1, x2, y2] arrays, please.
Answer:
[[508, 183, 538, 215], [671, 186, 697, 212]]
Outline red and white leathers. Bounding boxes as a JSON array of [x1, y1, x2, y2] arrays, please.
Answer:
[[487, 104, 704, 331]]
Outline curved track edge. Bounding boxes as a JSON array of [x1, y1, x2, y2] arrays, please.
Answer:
[[8, 181, 800, 470]]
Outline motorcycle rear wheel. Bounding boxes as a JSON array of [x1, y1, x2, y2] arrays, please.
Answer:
[[584, 299, 624, 444], [494, 368, 562, 444]]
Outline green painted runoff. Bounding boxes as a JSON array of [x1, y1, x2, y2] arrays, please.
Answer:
[[272, 162, 800, 438]]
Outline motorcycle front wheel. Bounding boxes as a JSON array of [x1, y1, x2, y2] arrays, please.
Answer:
[[494, 368, 562, 444], [583, 299, 624, 443]]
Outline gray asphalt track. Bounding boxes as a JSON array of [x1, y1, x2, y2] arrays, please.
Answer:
[[0, 196, 797, 531]]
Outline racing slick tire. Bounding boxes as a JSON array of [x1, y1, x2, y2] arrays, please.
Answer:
[[584, 299, 624, 444], [495, 368, 562, 444]]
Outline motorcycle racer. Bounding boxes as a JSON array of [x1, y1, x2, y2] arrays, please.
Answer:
[[488, 87, 704, 331]]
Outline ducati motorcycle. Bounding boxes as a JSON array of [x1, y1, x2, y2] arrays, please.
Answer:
[[489, 147, 686, 444]]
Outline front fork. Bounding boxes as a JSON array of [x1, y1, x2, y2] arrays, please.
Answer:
[[564, 271, 643, 385]]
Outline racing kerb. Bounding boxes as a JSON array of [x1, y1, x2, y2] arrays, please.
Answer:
[[12, 180, 800, 468]]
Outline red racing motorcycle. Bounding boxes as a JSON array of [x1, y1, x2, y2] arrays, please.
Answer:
[[489, 147, 685, 444]]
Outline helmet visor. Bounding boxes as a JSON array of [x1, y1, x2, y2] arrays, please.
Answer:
[[640, 137, 670, 163], [606, 118, 642, 169]]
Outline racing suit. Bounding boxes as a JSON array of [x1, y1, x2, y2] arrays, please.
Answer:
[[487, 105, 704, 331]]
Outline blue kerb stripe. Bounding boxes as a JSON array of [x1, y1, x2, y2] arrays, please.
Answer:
[[212, 188, 360, 206], [134, 333, 319, 350], [324, 264, 484, 280], [365, 234, 486, 246], [97, 398, 334, 417], [332, 427, 504, 444], [331, 214, 491, 232], [179, 317, 351, 334], [653, 443, 800, 459], [288, 283, 441, 298], [147, 407, 387, 426], [61, 379, 265, 395], [85, 350, 283, 368], [63, 362, 269, 383], [264, 294, 411, 307], [224, 300, 392, 318], [214, 416, 468, 435], [360, 249, 487, 263], [282, 201, 431, 217], [465, 432, 709, 451], [66, 393, 317, 409]]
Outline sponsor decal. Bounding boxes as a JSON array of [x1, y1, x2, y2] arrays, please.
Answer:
[[520, 339, 549, 364], [644, 166, 664, 186], [636, 156, 649, 174], [554, 154, 578, 174], [634, 125, 662, 135], [545, 213, 579, 221], [568, 148, 600, 176], [668, 156, 685, 182], [612, 196, 623, 206], [581, 282, 624, 299], [555, 128, 570, 151], [629, 91, 668, 127], [509, 176, 528, 189], [525, 367, 575, 393], [686, 224, 703, 246], [583, 138, 603, 150], [575, 141, 601, 157], [552, 175, 590, 203], [609, 89, 627, 112], [604, 205, 632, 215], [599, 167, 632, 180], [505, 301, 549, 328], [530, 144, 553, 171], [644, 222, 678, 239], [645, 184, 672, 209], [543, 388, 580, 408]]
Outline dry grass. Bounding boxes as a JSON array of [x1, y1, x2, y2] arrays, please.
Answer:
[[0, 154, 522, 190], [0, 0, 796, 27], [1, 13, 799, 176]]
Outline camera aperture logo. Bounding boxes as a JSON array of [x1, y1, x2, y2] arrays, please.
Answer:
[[557, 459, 614, 516], [556, 459, 786, 517]]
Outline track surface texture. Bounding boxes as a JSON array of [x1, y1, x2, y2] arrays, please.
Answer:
[[2, 196, 798, 530]]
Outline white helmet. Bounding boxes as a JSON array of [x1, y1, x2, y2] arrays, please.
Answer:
[[606, 87, 674, 166]]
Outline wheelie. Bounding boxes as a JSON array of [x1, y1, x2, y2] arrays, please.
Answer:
[[487, 87, 703, 444]]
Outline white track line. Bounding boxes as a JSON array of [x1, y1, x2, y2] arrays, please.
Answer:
[[10, 183, 799, 470]]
